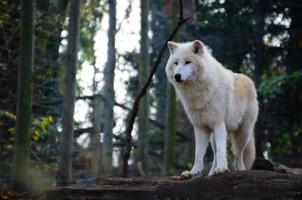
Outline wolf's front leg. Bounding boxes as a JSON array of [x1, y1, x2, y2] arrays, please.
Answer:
[[208, 123, 229, 176], [181, 127, 210, 178], [209, 133, 217, 175]]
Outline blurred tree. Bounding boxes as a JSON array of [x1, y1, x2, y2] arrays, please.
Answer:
[[286, 0, 302, 126], [99, 0, 116, 177], [0, 0, 68, 183], [251, 0, 267, 158], [57, 0, 81, 186], [274, 0, 302, 165], [12, 0, 35, 191], [164, 0, 178, 176], [78, 0, 104, 175], [148, 0, 171, 174], [137, 0, 150, 173]]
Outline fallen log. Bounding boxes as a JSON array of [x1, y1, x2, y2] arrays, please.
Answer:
[[46, 170, 302, 200], [252, 158, 302, 175]]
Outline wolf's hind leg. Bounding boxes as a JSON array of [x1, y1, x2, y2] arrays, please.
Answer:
[[231, 119, 255, 171], [181, 126, 210, 178]]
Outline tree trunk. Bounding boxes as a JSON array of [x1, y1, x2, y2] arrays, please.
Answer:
[[137, 0, 150, 173], [287, 0, 302, 73], [164, 85, 177, 175], [164, 0, 179, 176], [90, 7, 103, 176], [57, 0, 81, 186], [92, 95, 103, 174], [286, 0, 302, 161], [12, 0, 35, 192], [252, 0, 266, 159], [99, 0, 116, 177]]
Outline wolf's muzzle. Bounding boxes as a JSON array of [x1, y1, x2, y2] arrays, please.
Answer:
[[174, 73, 182, 82]]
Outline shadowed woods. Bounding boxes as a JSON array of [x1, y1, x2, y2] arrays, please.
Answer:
[[0, 0, 301, 199]]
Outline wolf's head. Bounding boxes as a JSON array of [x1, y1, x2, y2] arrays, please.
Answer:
[[165, 40, 209, 84]]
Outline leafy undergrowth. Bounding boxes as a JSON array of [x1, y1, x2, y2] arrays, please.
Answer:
[[0, 187, 27, 200], [0, 187, 44, 200]]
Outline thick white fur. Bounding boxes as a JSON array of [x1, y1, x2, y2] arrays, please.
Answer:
[[165, 40, 258, 177]]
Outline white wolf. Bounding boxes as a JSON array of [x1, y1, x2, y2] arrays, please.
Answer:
[[165, 40, 258, 177]]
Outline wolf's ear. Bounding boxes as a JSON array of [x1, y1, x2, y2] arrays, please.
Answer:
[[167, 41, 178, 54], [192, 40, 204, 55]]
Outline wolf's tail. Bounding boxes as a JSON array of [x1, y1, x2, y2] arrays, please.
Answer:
[[244, 134, 256, 169]]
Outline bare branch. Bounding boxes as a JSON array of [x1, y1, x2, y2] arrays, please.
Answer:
[[122, 0, 192, 177]]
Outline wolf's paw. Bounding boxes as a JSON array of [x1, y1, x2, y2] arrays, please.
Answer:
[[180, 171, 192, 179], [208, 167, 229, 176], [180, 170, 202, 179]]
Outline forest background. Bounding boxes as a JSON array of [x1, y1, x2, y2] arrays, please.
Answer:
[[0, 0, 301, 191]]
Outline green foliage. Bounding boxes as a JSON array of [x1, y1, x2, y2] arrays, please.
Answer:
[[274, 132, 292, 154], [258, 70, 302, 97], [0, 111, 57, 177], [31, 116, 54, 141], [78, 0, 103, 66]]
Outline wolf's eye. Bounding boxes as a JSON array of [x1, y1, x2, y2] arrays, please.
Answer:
[[174, 61, 178, 65], [185, 61, 191, 65]]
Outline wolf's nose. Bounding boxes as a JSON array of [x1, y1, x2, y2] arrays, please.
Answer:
[[174, 74, 182, 82]]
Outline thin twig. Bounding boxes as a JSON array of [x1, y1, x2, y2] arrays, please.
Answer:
[[122, 0, 191, 177]]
